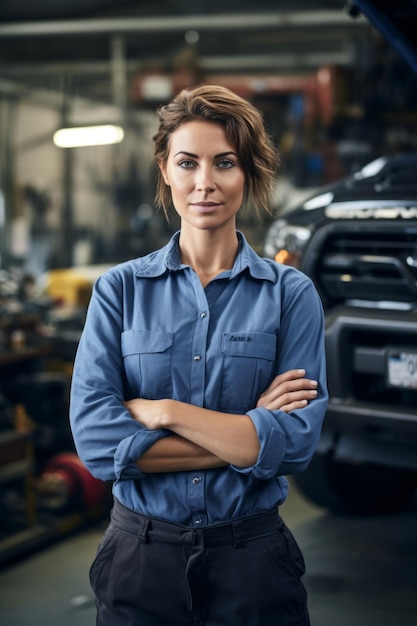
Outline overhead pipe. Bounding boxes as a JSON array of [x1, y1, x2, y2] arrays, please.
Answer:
[[0, 49, 354, 79], [0, 11, 366, 38]]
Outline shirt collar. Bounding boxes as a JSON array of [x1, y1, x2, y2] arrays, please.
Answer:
[[135, 230, 276, 282]]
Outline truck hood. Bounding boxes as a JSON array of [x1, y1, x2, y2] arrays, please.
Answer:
[[350, 0, 417, 75]]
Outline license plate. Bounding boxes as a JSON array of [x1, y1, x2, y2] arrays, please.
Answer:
[[386, 350, 417, 389]]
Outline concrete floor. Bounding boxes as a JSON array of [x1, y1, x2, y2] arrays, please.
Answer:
[[1, 480, 416, 626]]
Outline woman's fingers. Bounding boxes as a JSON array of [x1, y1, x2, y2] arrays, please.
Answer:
[[256, 369, 318, 411], [279, 399, 309, 413], [259, 369, 308, 398], [259, 388, 318, 411], [270, 388, 317, 410]]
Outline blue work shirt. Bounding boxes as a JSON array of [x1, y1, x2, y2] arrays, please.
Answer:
[[70, 231, 328, 527]]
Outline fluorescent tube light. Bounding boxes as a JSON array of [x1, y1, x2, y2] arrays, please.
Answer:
[[53, 124, 124, 148]]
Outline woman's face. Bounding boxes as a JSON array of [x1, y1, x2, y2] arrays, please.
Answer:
[[159, 120, 245, 233]]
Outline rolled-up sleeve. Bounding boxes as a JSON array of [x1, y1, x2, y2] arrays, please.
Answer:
[[69, 273, 169, 482], [231, 277, 328, 479]]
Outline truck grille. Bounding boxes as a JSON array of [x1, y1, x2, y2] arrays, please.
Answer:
[[308, 225, 417, 306]]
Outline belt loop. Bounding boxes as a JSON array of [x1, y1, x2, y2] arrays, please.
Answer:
[[232, 519, 243, 548], [137, 516, 150, 543]]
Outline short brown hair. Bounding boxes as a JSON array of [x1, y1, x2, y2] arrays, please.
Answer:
[[153, 84, 280, 218]]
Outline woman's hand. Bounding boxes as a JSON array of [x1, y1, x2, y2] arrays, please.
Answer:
[[256, 369, 318, 413], [124, 398, 167, 430]]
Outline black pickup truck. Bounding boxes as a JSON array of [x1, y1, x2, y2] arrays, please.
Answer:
[[263, 1, 417, 513], [264, 152, 417, 514], [264, 0, 417, 514]]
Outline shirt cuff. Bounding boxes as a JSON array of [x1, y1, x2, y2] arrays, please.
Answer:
[[114, 428, 171, 480], [230, 407, 286, 479]]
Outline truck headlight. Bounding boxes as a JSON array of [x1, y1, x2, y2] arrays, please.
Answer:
[[263, 219, 312, 268]]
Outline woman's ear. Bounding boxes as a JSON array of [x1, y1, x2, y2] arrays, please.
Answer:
[[158, 160, 170, 186]]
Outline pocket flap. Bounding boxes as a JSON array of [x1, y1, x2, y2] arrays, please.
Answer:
[[121, 329, 173, 356]]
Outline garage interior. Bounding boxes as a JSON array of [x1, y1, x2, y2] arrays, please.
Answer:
[[0, 2, 417, 625]]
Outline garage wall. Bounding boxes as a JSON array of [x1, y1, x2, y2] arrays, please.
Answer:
[[1, 94, 160, 272]]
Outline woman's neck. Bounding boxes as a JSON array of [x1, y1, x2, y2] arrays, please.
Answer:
[[179, 228, 239, 286]]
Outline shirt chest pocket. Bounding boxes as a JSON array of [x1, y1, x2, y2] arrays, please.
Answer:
[[121, 329, 173, 400], [219, 332, 276, 412]]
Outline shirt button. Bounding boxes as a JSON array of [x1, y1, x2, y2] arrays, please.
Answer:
[[200, 312, 206, 318], [193, 355, 201, 361], [195, 518, 202, 525], [192, 477, 201, 484]]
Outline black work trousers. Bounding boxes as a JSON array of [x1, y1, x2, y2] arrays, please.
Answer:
[[90, 498, 310, 626]]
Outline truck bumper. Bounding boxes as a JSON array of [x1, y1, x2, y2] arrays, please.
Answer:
[[321, 306, 417, 469]]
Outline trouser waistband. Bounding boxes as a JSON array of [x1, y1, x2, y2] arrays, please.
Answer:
[[111, 498, 281, 549]]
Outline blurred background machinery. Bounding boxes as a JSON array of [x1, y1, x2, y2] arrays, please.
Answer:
[[0, 268, 109, 566]]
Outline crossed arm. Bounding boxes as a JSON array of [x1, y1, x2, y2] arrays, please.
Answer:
[[124, 369, 318, 473]]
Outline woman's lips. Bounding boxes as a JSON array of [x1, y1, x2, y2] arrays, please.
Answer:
[[190, 203, 220, 213]]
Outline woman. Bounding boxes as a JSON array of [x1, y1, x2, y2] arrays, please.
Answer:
[[70, 84, 328, 626]]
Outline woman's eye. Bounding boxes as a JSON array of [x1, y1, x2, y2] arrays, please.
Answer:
[[178, 160, 195, 169], [217, 159, 234, 169]]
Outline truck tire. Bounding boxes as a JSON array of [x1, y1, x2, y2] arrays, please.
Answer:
[[294, 454, 417, 515]]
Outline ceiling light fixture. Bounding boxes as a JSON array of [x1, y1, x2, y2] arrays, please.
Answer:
[[53, 124, 124, 148]]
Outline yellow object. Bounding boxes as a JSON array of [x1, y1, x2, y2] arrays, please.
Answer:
[[46, 270, 92, 307], [46, 265, 111, 307]]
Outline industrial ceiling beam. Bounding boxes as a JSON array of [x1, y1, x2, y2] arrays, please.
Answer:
[[0, 10, 366, 37], [0, 49, 355, 77]]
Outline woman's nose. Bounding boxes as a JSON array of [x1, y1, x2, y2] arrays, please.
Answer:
[[196, 166, 215, 191]]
